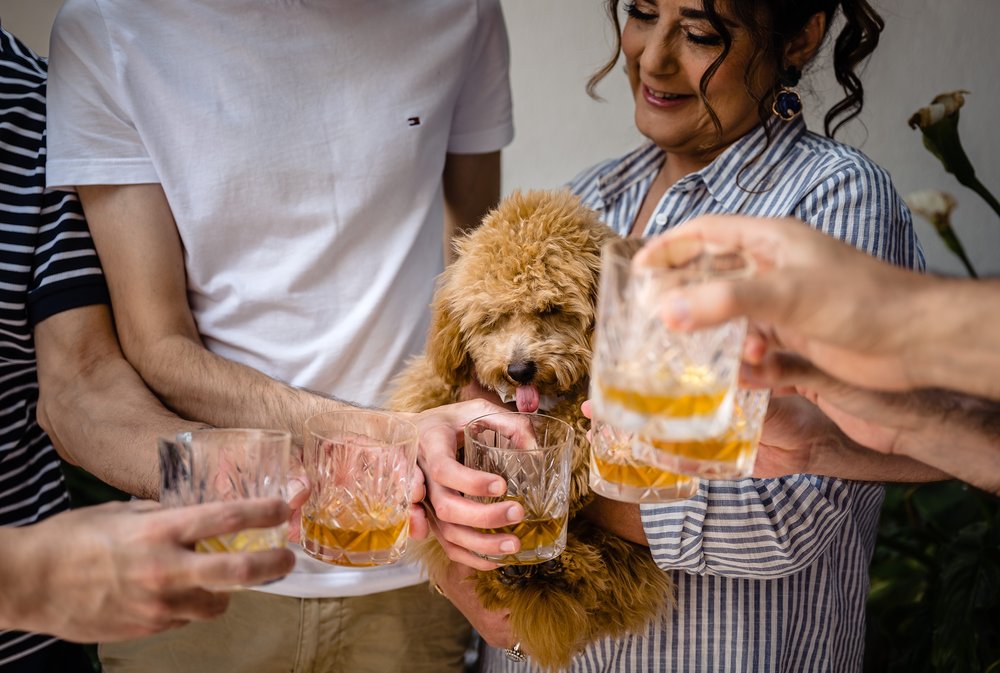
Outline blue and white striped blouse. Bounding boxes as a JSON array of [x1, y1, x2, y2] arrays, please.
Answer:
[[483, 117, 924, 673]]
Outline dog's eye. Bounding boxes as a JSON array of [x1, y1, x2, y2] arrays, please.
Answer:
[[539, 305, 562, 318]]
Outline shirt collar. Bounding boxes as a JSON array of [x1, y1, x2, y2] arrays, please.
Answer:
[[597, 116, 808, 210]]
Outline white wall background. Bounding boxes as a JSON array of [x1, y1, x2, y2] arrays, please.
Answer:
[[4, 0, 997, 275], [499, 0, 1000, 276]]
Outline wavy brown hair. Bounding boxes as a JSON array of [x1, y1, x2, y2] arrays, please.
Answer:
[[587, 0, 885, 139]]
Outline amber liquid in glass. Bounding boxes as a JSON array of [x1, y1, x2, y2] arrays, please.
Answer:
[[482, 515, 564, 552], [302, 514, 407, 567], [196, 528, 282, 554], [646, 433, 754, 462], [593, 454, 686, 489], [599, 381, 727, 417]]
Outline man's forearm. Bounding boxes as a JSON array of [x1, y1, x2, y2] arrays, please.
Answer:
[[0, 528, 35, 630], [910, 279, 1000, 401], [35, 306, 204, 499], [134, 333, 353, 444], [895, 394, 1000, 494], [807, 433, 950, 484], [40, 351, 201, 499]]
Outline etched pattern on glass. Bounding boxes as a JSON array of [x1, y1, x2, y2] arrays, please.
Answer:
[[178, 430, 290, 554], [589, 420, 699, 503], [301, 411, 417, 567], [591, 239, 751, 440], [465, 413, 573, 565], [157, 430, 290, 588], [634, 388, 771, 480]]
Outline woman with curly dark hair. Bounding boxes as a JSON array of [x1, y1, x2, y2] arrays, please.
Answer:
[[477, 1, 924, 672]]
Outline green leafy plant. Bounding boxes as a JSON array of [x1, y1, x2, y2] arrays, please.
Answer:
[[866, 483, 1000, 673]]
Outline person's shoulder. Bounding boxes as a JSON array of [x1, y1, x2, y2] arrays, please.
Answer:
[[567, 157, 618, 194], [794, 129, 895, 186], [52, 0, 115, 41], [0, 28, 47, 84]]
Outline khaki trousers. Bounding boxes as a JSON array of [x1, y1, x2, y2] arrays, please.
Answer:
[[100, 583, 471, 673]]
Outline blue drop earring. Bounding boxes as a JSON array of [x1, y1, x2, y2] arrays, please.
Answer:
[[772, 65, 803, 121]]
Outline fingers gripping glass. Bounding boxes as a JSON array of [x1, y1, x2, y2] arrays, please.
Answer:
[[464, 412, 573, 566], [591, 238, 754, 441], [157, 429, 291, 587]]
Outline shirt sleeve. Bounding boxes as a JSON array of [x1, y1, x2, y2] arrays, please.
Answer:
[[794, 158, 926, 271], [446, 0, 514, 154], [638, 154, 917, 579], [28, 187, 109, 326], [45, 0, 159, 189]]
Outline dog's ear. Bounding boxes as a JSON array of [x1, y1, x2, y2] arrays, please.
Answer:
[[426, 272, 474, 386]]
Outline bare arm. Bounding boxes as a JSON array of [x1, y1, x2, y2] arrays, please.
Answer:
[[638, 215, 1000, 401], [907, 279, 1000, 401], [747, 355, 984, 488], [34, 304, 206, 499], [77, 184, 351, 440], [580, 496, 648, 546], [752, 394, 950, 483], [78, 184, 521, 560], [888, 394, 1000, 495], [442, 151, 500, 263]]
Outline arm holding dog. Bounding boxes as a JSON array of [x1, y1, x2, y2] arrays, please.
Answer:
[[443, 150, 501, 263]]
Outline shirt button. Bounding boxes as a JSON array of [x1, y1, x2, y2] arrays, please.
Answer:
[[654, 213, 668, 226]]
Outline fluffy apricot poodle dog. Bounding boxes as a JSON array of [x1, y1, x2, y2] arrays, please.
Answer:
[[388, 189, 671, 669]]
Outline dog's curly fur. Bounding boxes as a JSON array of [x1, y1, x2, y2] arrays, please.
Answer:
[[388, 189, 672, 670]]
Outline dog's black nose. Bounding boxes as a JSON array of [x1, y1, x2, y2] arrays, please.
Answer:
[[506, 361, 537, 384]]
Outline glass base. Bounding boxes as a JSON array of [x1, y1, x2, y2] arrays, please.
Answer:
[[480, 534, 566, 566], [195, 525, 288, 554], [301, 537, 405, 567], [634, 441, 758, 480], [588, 422, 700, 503], [590, 469, 699, 503]]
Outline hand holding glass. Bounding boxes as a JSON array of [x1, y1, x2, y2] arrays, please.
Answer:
[[464, 412, 573, 565], [591, 238, 753, 441], [158, 429, 291, 560]]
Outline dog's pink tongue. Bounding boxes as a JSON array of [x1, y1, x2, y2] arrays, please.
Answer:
[[515, 385, 540, 413]]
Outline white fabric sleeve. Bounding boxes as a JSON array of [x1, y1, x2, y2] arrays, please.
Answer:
[[46, 0, 158, 188], [446, 0, 514, 155]]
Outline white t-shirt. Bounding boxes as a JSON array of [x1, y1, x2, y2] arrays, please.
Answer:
[[47, 0, 513, 598]]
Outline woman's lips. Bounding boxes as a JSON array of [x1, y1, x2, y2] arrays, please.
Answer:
[[641, 84, 693, 109]]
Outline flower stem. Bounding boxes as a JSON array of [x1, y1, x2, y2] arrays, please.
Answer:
[[938, 227, 979, 278], [961, 175, 1000, 222]]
